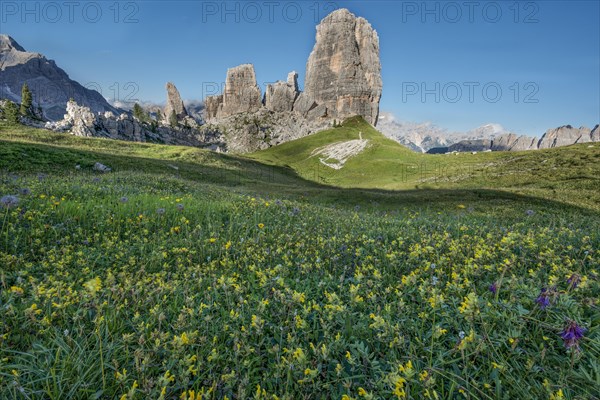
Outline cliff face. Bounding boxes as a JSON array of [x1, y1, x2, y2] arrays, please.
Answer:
[[5, 20, 597, 156], [537, 125, 594, 149], [0, 34, 116, 121], [199, 9, 383, 152], [164, 82, 188, 121], [264, 72, 299, 112], [304, 9, 382, 126]]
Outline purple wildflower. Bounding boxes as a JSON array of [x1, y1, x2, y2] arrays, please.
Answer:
[[560, 320, 586, 351], [567, 274, 581, 290], [526, 209, 535, 216], [120, 196, 129, 203], [535, 287, 552, 309], [176, 203, 184, 211], [18, 188, 31, 196], [489, 282, 498, 295], [1, 195, 19, 209], [156, 208, 166, 215]]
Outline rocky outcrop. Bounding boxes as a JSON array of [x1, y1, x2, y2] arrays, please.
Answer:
[[164, 82, 188, 121], [210, 108, 330, 153], [204, 95, 223, 120], [287, 71, 299, 91], [93, 162, 112, 173], [217, 64, 263, 118], [0, 34, 117, 121], [264, 72, 299, 112], [292, 92, 317, 116], [537, 125, 592, 149], [46, 100, 224, 149], [203, 64, 263, 120], [200, 9, 383, 152], [491, 133, 518, 151], [510, 135, 538, 151], [62, 100, 98, 137], [591, 125, 599, 142], [303, 9, 382, 125], [491, 133, 537, 151]]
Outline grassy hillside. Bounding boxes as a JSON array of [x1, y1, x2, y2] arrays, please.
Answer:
[[250, 117, 600, 211], [1, 121, 599, 399], [249, 116, 425, 188]]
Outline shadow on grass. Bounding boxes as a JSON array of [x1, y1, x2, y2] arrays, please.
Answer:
[[1, 138, 598, 217]]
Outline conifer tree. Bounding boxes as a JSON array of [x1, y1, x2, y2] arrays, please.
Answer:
[[4, 100, 20, 124], [133, 103, 146, 122], [20, 83, 32, 116]]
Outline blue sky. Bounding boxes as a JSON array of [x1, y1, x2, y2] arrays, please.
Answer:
[[2, 0, 599, 135]]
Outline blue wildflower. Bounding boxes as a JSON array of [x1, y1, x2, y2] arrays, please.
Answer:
[[560, 320, 586, 351], [535, 287, 557, 310], [1, 195, 19, 209]]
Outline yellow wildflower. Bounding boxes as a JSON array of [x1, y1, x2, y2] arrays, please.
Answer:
[[392, 376, 406, 398], [398, 360, 414, 377], [10, 286, 24, 295], [458, 292, 479, 317], [84, 277, 102, 295]]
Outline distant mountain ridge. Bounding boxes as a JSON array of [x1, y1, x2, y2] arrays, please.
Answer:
[[377, 112, 509, 152], [0, 34, 117, 120], [440, 124, 599, 153], [377, 112, 599, 153]]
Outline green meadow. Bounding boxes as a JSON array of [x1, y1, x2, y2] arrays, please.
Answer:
[[1, 119, 598, 399]]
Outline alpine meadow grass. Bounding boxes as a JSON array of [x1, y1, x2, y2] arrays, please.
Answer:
[[1, 121, 599, 399]]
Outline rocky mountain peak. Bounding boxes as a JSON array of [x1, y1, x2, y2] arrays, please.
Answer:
[[0, 34, 116, 120], [304, 8, 382, 125], [164, 82, 188, 120], [0, 34, 26, 52], [265, 72, 300, 113], [206, 64, 263, 119], [320, 8, 354, 24], [0, 34, 41, 70], [287, 71, 299, 91], [203, 8, 382, 132], [224, 64, 262, 105]]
